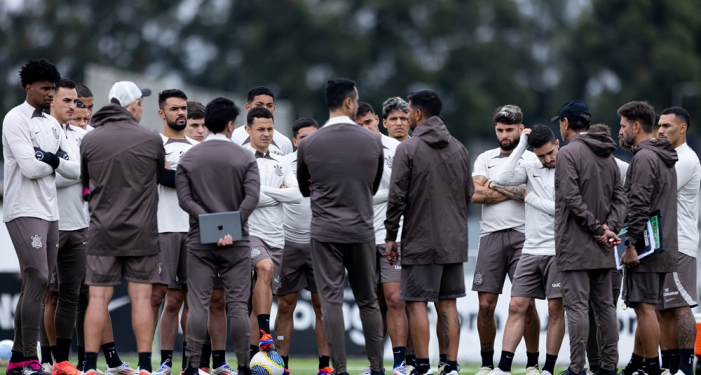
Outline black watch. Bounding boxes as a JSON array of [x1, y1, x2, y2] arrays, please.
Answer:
[[624, 239, 633, 247]]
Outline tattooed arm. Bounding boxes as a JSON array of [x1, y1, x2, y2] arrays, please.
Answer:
[[470, 175, 509, 205], [490, 182, 527, 202]]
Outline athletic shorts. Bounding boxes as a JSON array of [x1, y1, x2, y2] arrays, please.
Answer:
[[511, 253, 563, 300], [48, 228, 88, 293], [401, 263, 466, 302], [157, 232, 188, 290], [250, 236, 283, 295], [656, 253, 698, 310], [277, 240, 317, 296], [377, 244, 402, 284], [472, 229, 524, 294], [86, 254, 159, 286], [622, 271, 666, 306]]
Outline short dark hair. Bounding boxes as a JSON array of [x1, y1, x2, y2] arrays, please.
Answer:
[[158, 89, 188, 109], [20, 58, 61, 88], [588, 123, 612, 136], [76, 83, 93, 98], [247, 86, 275, 103], [493, 105, 523, 125], [204, 97, 240, 134], [247, 106, 274, 126], [617, 101, 655, 134], [407, 90, 442, 118], [569, 112, 591, 131], [187, 101, 205, 120], [292, 118, 318, 138], [55, 78, 76, 92], [661, 106, 692, 130], [357, 102, 375, 118], [325, 78, 357, 111], [527, 124, 556, 149], [76, 100, 86, 109]]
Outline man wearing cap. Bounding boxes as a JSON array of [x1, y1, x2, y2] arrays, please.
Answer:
[[81, 81, 165, 375], [553, 100, 626, 375]]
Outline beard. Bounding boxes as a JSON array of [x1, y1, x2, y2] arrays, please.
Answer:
[[167, 117, 187, 131], [499, 136, 520, 151]]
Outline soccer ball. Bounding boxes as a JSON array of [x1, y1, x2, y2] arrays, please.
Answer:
[[250, 350, 285, 375], [0, 340, 13, 367]]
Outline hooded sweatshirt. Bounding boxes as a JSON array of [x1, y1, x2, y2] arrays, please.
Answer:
[[80, 104, 165, 256], [555, 132, 628, 271], [385, 116, 474, 265], [624, 138, 678, 273]]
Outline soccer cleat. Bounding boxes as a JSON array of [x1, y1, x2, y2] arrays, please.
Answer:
[[153, 362, 172, 375], [52, 361, 83, 375], [407, 365, 415, 375], [105, 363, 140, 375], [41, 365, 54, 374], [198, 369, 210, 375], [258, 330, 275, 352], [526, 367, 540, 375], [7, 361, 31, 375], [138, 371, 151, 375], [438, 362, 446, 375], [211, 363, 237, 375], [393, 363, 407, 375], [317, 368, 334, 375], [475, 368, 493, 375], [543, 371, 553, 375], [487, 369, 510, 375], [197, 371, 211, 375], [283, 369, 290, 375], [358, 367, 371, 375], [20, 361, 52, 375]]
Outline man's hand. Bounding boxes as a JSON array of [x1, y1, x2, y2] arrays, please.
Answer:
[[55, 147, 69, 160], [385, 241, 399, 265], [308, 179, 314, 191], [217, 234, 234, 247], [280, 184, 287, 189], [594, 224, 620, 248], [33, 147, 60, 169], [523, 128, 532, 137], [621, 246, 640, 268], [165, 161, 172, 170]]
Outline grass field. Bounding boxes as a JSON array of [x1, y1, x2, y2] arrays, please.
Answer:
[[95, 355, 571, 375]]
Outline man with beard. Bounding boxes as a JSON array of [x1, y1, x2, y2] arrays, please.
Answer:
[[617, 102, 678, 375], [382, 97, 411, 142], [471, 105, 540, 375]]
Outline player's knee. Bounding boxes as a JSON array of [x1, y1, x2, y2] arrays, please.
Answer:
[[58, 282, 81, 305], [479, 299, 497, 315], [277, 300, 294, 317], [164, 296, 184, 313], [548, 301, 564, 319], [508, 298, 528, 316], [256, 260, 274, 281], [45, 291, 59, 307], [385, 291, 405, 311]]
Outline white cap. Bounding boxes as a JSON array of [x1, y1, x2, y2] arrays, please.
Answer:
[[108, 81, 152, 107]]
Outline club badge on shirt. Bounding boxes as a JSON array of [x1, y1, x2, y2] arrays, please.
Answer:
[[274, 165, 283, 177]]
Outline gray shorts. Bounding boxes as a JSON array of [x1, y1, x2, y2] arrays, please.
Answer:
[[472, 229, 524, 294], [250, 236, 283, 295], [622, 271, 666, 306], [278, 240, 317, 296], [401, 263, 466, 302], [86, 254, 160, 286], [6, 217, 59, 283], [377, 244, 401, 284], [657, 253, 698, 310], [187, 240, 251, 303], [48, 228, 88, 293], [511, 253, 563, 300], [157, 232, 188, 290]]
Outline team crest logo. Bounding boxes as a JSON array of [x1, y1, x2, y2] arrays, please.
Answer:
[[474, 271, 483, 286], [30, 235, 42, 249], [386, 156, 394, 169], [175, 275, 179, 282], [273, 276, 281, 292], [52, 127, 59, 139], [274, 165, 283, 177], [251, 247, 262, 259], [50, 271, 56, 285], [158, 262, 163, 275]]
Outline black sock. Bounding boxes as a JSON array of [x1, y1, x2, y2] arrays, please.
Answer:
[[212, 350, 226, 369], [10, 351, 24, 363], [183, 367, 198, 375], [481, 350, 495, 369], [440, 354, 448, 364], [257, 314, 271, 336], [40, 346, 52, 365], [138, 352, 152, 372], [161, 350, 173, 366], [661, 350, 671, 370], [101, 342, 122, 368], [590, 365, 600, 374], [680, 349, 694, 375], [644, 356, 660, 375], [526, 351, 539, 369], [55, 338, 72, 363], [250, 345, 259, 358], [669, 349, 680, 375], [416, 359, 430, 375], [77, 347, 85, 371], [445, 361, 459, 374], [181, 342, 187, 371], [624, 354, 644, 375], [393, 347, 406, 367], [238, 365, 251, 375], [406, 355, 417, 368], [543, 354, 557, 374], [498, 351, 515, 372], [84, 352, 99, 372], [50, 346, 58, 362], [319, 356, 330, 369], [281, 355, 289, 369], [26, 356, 39, 361], [200, 344, 212, 368]]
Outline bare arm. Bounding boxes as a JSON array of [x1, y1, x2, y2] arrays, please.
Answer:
[[470, 175, 509, 204], [491, 182, 527, 202]]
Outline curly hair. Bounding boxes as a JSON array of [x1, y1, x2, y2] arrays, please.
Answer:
[[19, 58, 61, 88]]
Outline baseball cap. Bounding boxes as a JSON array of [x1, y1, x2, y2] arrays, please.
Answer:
[[108, 81, 152, 107], [550, 100, 591, 122]]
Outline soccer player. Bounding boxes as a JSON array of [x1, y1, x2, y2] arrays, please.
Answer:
[[297, 78, 385, 375], [274, 118, 331, 375], [554, 100, 626, 375], [656, 107, 700, 375], [185, 101, 207, 142], [382, 97, 410, 142], [150, 89, 198, 375], [243, 107, 302, 356], [355, 102, 408, 375], [3, 58, 80, 375], [618, 101, 679, 375], [490, 125, 564, 375], [471, 105, 540, 375], [385, 89, 473, 375], [81, 81, 163, 375], [177, 97, 259, 375], [68, 100, 90, 130], [231, 87, 293, 156], [76, 83, 95, 123]]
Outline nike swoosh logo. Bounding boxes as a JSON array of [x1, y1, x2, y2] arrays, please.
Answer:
[[108, 296, 131, 311], [488, 165, 496, 169], [666, 298, 675, 302], [35, 131, 40, 134]]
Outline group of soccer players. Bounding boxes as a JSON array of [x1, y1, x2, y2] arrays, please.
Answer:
[[3, 56, 700, 375]]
